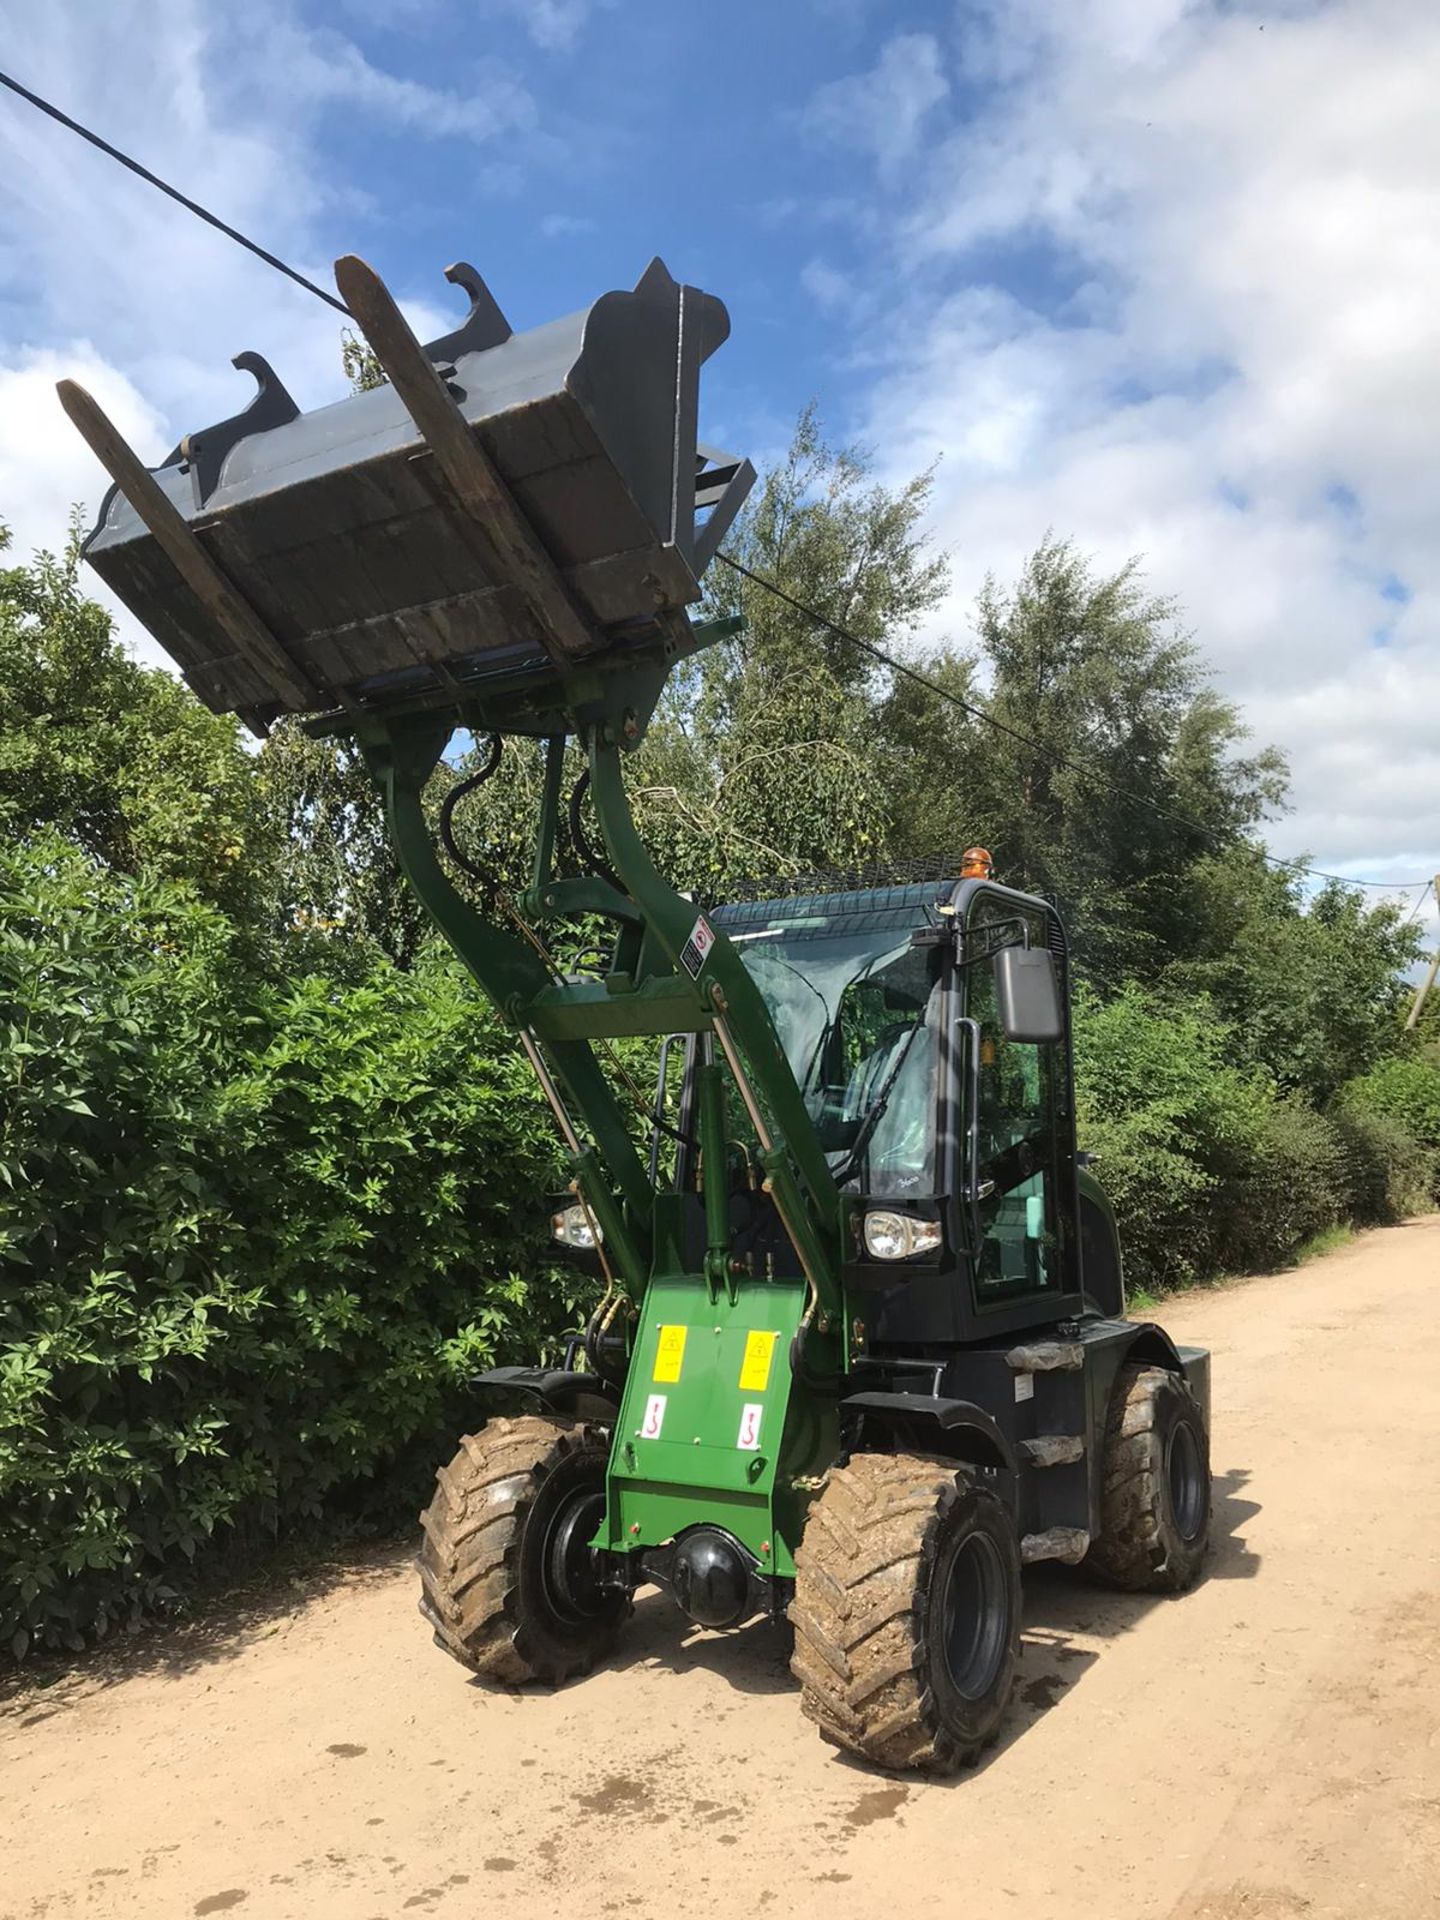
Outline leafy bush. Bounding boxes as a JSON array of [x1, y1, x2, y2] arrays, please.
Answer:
[[1074, 986, 1357, 1293], [1228, 1097, 1347, 1272], [1336, 1054, 1440, 1203], [1168, 856, 1424, 1103], [1326, 1103, 1436, 1224], [1075, 985, 1267, 1291], [0, 837, 568, 1657]]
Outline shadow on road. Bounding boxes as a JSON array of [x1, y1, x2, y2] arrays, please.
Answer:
[[0, 1539, 414, 1712], [599, 1458, 1262, 1776], [5, 1462, 1260, 1748]]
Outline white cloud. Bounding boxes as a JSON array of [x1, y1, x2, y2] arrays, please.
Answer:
[[466, 0, 607, 53], [803, 32, 950, 182], [539, 212, 597, 239], [0, 349, 171, 663], [800, 258, 854, 314], [806, 0, 1440, 897], [260, 22, 538, 145], [0, 0, 524, 662], [518, 0, 595, 52]]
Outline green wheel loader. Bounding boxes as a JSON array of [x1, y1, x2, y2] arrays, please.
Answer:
[[62, 249, 1211, 1774]]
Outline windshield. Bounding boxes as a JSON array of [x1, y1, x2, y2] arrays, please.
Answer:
[[730, 917, 941, 1197]]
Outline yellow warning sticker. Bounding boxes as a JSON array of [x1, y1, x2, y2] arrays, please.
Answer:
[[738, 1329, 779, 1394], [653, 1324, 688, 1384]]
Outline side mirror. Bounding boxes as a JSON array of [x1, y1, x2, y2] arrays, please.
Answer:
[[993, 946, 1064, 1043]]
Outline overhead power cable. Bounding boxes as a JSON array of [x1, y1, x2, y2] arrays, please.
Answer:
[[1401, 879, 1434, 926], [0, 67, 350, 316], [716, 552, 1433, 895], [4, 65, 1427, 900]]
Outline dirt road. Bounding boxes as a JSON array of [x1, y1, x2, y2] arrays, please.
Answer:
[[4, 1218, 1439, 1920]]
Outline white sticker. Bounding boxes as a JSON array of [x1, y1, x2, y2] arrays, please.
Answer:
[[679, 914, 716, 979], [1014, 1374, 1035, 1403], [641, 1393, 667, 1440], [736, 1403, 764, 1451]]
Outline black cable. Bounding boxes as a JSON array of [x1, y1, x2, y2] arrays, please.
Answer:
[[0, 67, 350, 317], [716, 551, 1433, 895], [437, 734, 504, 885], [566, 769, 622, 890]]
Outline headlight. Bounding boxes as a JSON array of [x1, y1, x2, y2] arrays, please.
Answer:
[[551, 1202, 600, 1250], [862, 1211, 942, 1261]]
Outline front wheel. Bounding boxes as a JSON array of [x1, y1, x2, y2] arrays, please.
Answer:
[[418, 1414, 629, 1684], [790, 1452, 1021, 1774]]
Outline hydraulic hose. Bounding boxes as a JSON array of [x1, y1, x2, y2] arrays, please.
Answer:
[[437, 733, 504, 887], [567, 768, 623, 890]]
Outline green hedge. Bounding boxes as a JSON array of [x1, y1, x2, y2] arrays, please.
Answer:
[[4, 832, 1436, 1656], [1074, 985, 1431, 1296], [1326, 1103, 1436, 1224], [0, 838, 567, 1657], [1337, 1054, 1440, 1199]]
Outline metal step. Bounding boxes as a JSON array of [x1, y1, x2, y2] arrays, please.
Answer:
[[1018, 1434, 1085, 1468], [1020, 1526, 1090, 1566], [1005, 1341, 1084, 1373]]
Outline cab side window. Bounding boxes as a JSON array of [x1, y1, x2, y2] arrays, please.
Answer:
[[965, 910, 1062, 1303]]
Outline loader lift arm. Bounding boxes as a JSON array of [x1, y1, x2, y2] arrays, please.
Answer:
[[354, 702, 846, 1330]]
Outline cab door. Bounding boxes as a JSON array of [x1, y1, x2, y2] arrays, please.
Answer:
[[961, 901, 1067, 1313]]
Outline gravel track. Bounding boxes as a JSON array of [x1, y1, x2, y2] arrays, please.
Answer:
[[4, 1216, 1438, 1920]]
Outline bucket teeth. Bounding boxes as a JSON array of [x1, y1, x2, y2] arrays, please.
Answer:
[[422, 262, 512, 365], [180, 352, 299, 508]]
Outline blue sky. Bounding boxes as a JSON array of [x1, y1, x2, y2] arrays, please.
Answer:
[[0, 0, 1436, 930]]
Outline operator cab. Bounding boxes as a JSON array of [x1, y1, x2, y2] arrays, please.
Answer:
[[686, 865, 1104, 1347]]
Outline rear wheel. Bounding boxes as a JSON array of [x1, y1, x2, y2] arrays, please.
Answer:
[[789, 1452, 1021, 1774], [1083, 1364, 1210, 1592], [418, 1413, 629, 1684]]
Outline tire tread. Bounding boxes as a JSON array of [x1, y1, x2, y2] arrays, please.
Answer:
[[789, 1451, 1019, 1775]]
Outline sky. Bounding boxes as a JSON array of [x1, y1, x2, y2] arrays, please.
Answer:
[[0, 0, 1436, 939]]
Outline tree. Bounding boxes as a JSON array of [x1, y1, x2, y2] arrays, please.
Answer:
[[255, 720, 431, 970], [630, 403, 951, 890], [341, 331, 385, 393], [0, 518, 274, 924], [1165, 853, 1425, 1101], [881, 539, 1288, 978]]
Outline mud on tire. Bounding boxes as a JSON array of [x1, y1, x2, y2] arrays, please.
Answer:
[[1083, 1364, 1211, 1593], [789, 1451, 1021, 1775], [418, 1413, 629, 1685]]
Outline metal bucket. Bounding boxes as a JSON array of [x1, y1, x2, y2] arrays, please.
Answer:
[[64, 255, 752, 729]]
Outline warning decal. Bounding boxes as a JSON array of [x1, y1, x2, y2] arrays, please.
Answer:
[[641, 1394, 667, 1440], [653, 1324, 688, 1384], [678, 914, 716, 980], [738, 1330, 779, 1394], [736, 1403, 764, 1451]]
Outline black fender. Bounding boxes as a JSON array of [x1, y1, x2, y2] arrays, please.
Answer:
[[1118, 1322, 1185, 1373], [468, 1365, 620, 1423], [841, 1391, 1015, 1475], [1095, 1322, 1211, 1435]]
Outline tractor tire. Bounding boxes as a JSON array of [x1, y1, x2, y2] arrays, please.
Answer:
[[1083, 1364, 1210, 1593], [789, 1451, 1021, 1775], [418, 1413, 629, 1685]]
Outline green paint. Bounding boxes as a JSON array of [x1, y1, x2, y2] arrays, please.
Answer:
[[604, 1274, 831, 1575], [348, 632, 845, 1587]]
